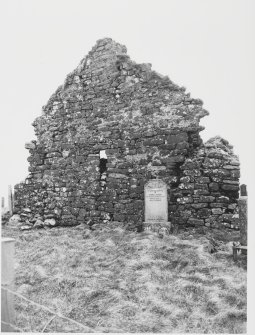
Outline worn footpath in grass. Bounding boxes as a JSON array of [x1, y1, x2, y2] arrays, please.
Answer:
[[2, 223, 247, 333]]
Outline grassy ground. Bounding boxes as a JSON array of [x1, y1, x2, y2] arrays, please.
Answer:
[[2, 222, 247, 333]]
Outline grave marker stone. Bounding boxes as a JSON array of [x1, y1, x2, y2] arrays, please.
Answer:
[[143, 179, 171, 233], [8, 186, 13, 216], [240, 184, 247, 196], [238, 185, 248, 249]]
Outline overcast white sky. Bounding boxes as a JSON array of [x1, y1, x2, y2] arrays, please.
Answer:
[[0, 0, 254, 199], [0, 0, 255, 331]]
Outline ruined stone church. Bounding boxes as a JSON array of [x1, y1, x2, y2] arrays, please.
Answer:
[[14, 38, 240, 230]]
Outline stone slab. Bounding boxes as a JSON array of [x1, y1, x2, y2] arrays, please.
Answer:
[[238, 196, 247, 246], [143, 179, 171, 233], [144, 179, 168, 223]]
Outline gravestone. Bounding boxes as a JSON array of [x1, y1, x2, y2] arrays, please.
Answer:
[[240, 184, 247, 196], [238, 184, 248, 251], [8, 186, 13, 216], [143, 179, 171, 233]]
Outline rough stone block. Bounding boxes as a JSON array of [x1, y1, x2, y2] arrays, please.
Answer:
[[188, 218, 204, 226], [221, 184, 239, 191], [209, 182, 219, 191], [198, 196, 215, 203], [197, 208, 211, 218], [191, 203, 208, 209], [211, 208, 223, 215]]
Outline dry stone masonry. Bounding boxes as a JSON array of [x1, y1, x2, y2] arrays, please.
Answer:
[[14, 38, 240, 231], [174, 136, 240, 229]]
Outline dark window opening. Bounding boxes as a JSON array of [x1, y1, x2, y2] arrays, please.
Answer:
[[99, 150, 108, 189], [100, 158, 107, 175]]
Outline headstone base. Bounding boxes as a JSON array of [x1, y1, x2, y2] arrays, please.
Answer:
[[143, 221, 171, 234]]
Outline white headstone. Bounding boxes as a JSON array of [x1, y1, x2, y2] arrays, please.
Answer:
[[144, 179, 170, 232]]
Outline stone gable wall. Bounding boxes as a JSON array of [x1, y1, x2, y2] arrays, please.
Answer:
[[14, 38, 240, 230]]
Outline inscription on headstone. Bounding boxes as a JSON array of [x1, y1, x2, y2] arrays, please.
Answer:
[[144, 179, 170, 232]]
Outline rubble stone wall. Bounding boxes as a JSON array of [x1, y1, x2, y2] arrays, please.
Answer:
[[172, 137, 240, 229], [14, 38, 240, 230]]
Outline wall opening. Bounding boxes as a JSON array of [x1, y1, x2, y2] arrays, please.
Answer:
[[99, 150, 108, 188]]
